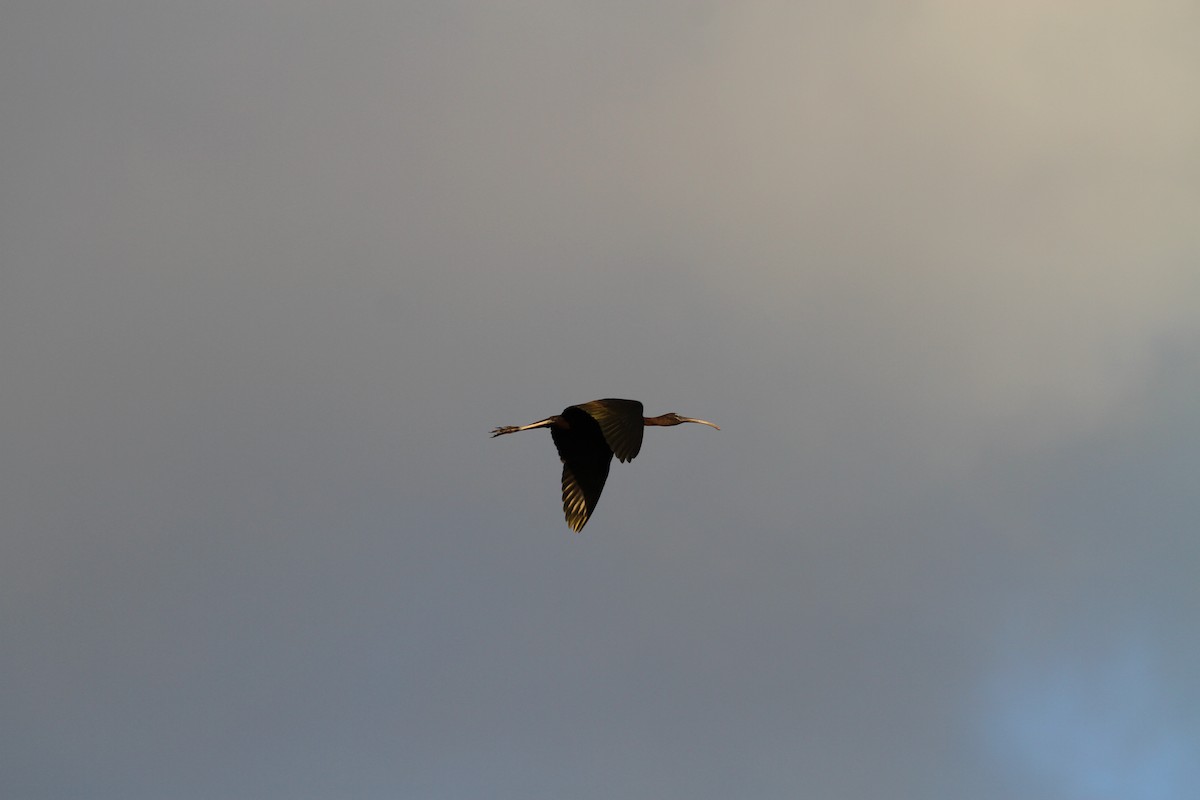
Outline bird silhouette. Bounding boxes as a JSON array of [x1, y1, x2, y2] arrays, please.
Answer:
[[491, 398, 719, 531]]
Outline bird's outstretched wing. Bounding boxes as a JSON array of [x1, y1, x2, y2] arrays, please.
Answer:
[[559, 460, 609, 532], [552, 406, 615, 531], [574, 398, 644, 463]]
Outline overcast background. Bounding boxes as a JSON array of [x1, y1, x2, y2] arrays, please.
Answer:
[[3, 2, 1199, 798]]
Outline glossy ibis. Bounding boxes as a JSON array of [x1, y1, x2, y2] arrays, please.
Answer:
[[491, 398, 719, 531]]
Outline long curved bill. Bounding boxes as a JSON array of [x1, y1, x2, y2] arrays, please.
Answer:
[[680, 417, 720, 430]]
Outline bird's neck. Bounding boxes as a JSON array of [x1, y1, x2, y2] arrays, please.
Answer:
[[643, 415, 678, 427]]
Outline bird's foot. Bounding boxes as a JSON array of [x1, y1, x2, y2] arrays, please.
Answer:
[[491, 426, 519, 437]]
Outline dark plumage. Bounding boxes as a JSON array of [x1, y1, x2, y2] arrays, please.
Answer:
[[491, 398, 719, 531]]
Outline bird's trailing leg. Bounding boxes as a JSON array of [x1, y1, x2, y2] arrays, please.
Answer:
[[490, 416, 563, 438]]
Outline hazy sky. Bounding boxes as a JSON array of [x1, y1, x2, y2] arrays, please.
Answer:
[[3, 2, 1199, 798]]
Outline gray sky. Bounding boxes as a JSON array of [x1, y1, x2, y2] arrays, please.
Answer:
[[3, 2, 1199, 798]]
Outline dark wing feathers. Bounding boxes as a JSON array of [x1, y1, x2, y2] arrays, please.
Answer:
[[544, 399, 646, 530], [573, 398, 645, 463], [551, 406, 615, 531], [559, 460, 605, 532]]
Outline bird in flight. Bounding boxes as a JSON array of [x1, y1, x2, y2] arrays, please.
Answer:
[[491, 398, 719, 531]]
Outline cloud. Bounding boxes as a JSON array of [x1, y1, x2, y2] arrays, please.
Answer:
[[2, 4, 1198, 799], [981, 638, 1200, 799], [535, 1, 1200, 464]]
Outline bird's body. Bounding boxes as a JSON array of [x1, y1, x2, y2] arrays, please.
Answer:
[[491, 398, 719, 531]]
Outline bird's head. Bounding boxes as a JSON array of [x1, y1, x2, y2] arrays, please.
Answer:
[[651, 412, 720, 429]]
